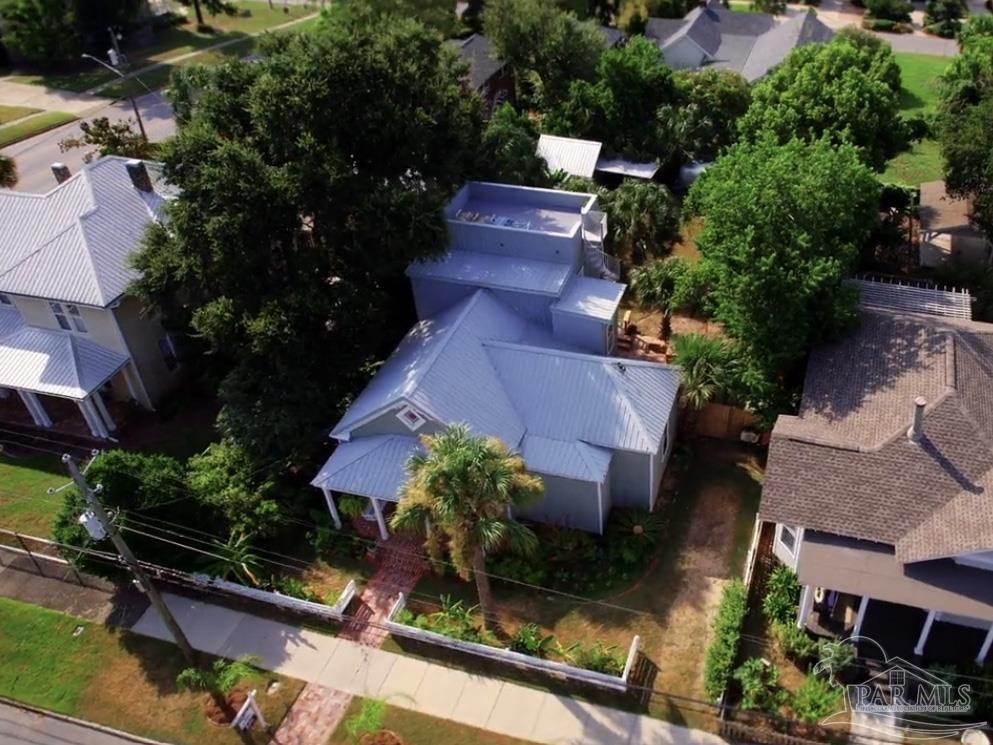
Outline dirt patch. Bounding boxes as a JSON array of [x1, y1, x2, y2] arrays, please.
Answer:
[[206, 688, 247, 725]]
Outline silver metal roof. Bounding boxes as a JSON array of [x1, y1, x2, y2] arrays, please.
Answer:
[[536, 135, 602, 179], [0, 156, 170, 307], [311, 435, 421, 500], [0, 323, 129, 398], [521, 435, 613, 481], [406, 250, 573, 296], [552, 276, 626, 321]]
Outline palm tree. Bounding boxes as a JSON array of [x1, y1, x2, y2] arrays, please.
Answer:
[[673, 333, 734, 432], [391, 424, 544, 629], [204, 531, 264, 586]]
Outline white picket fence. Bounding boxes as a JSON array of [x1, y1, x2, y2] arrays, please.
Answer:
[[384, 593, 640, 693], [192, 574, 357, 622]]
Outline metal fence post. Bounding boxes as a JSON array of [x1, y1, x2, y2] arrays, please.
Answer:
[[14, 532, 43, 575]]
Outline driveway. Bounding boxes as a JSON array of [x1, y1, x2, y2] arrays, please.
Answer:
[[1, 92, 175, 193], [0, 700, 171, 745], [0, 79, 106, 114]]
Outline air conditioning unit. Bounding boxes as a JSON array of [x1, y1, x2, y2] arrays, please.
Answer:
[[740, 429, 760, 444]]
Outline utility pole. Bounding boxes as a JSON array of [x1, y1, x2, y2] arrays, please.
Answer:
[[80, 54, 148, 143], [63, 454, 196, 666]]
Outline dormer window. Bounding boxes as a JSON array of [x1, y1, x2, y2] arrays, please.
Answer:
[[0, 293, 10, 305], [50, 302, 87, 333], [397, 405, 426, 431]]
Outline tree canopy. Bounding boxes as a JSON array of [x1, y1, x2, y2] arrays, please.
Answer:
[[686, 136, 879, 409], [737, 36, 905, 170], [601, 180, 680, 264], [133, 19, 484, 465], [938, 36, 993, 113], [959, 14, 993, 49], [319, 0, 460, 36], [483, 0, 606, 108], [479, 104, 551, 187], [672, 68, 751, 163], [547, 35, 676, 160], [0, 0, 144, 62]]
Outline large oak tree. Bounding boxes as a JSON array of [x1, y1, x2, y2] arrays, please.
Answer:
[[133, 20, 485, 464]]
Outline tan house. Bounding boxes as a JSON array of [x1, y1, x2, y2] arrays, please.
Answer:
[[918, 180, 991, 268], [0, 156, 181, 439]]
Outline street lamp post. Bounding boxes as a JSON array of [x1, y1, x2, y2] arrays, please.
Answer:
[[80, 53, 148, 143]]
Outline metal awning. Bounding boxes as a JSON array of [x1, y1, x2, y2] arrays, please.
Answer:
[[0, 325, 129, 399], [311, 435, 422, 503]]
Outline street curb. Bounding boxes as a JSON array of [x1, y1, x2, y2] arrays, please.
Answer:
[[0, 695, 176, 745]]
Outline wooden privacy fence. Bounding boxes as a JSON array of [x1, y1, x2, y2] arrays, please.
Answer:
[[384, 592, 641, 693], [695, 403, 760, 441]]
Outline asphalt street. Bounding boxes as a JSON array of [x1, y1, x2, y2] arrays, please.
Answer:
[[0, 701, 170, 745]]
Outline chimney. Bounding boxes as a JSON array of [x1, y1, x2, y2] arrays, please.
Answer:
[[125, 159, 153, 193], [907, 396, 927, 441], [51, 162, 71, 184]]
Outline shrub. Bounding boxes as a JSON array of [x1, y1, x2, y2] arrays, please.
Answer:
[[771, 621, 818, 663], [345, 699, 385, 742], [734, 658, 782, 713], [489, 553, 548, 585], [0, 155, 16, 188], [267, 574, 320, 603], [816, 639, 856, 681], [606, 509, 666, 566], [959, 14, 993, 48], [570, 641, 626, 676], [792, 673, 841, 723], [923, 0, 963, 38], [762, 565, 800, 626], [337, 494, 367, 519], [509, 623, 556, 658], [865, 0, 912, 22], [176, 655, 262, 693], [704, 579, 748, 700]]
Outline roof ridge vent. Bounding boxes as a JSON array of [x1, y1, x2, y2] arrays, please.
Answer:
[[907, 396, 927, 441]]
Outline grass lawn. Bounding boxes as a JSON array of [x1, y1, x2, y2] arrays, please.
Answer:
[[0, 596, 304, 744], [0, 453, 68, 536], [0, 105, 41, 125], [883, 52, 952, 185], [0, 111, 77, 148], [385, 444, 763, 729], [328, 698, 537, 745], [6, 1, 314, 94]]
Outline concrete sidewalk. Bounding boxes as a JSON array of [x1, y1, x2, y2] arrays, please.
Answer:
[[131, 592, 725, 745]]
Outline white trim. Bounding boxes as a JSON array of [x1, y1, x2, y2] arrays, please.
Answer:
[[18, 390, 52, 428], [648, 452, 655, 510], [914, 610, 937, 656], [596, 480, 604, 535], [797, 584, 814, 628], [853, 596, 870, 637], [978, 623, 993, 664], [396, 404, 427, 432], [77, 399, 107, 439], [321, 488, 342, 530], [91, 390, 116, 432], [370, 498, 389, 541]]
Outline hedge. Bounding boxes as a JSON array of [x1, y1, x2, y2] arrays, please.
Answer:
[[704, 578, 749, 701]]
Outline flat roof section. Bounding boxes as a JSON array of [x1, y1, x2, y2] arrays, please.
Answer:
[[407, 250, 574, 296], [446, 182, 595, 237], [552, 276, 626, 321]]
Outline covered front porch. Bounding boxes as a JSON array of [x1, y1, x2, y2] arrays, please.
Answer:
[[0, 325, 136, 440]]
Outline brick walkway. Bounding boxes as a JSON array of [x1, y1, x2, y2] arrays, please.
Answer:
[[269, 533, 427, 744]]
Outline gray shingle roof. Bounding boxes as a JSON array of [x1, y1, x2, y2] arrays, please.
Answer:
[[648, 1, 832, 81], [447, 33, 506, 92], [761, 309, 993, 563], [0, 156, 170, 307]]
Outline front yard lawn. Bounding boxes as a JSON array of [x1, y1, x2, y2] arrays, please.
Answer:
[[0, 453, 68, 536], [0, 596, 304, 744], [0, 111, 77, 148], [884, 52, 951, 185], [0, 105, 41, 125], [328, 698, 538, 745], [385, 443, 763, 728]]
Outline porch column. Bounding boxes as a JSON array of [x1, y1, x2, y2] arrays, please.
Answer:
[[91, 390, 116, 432], [321, 487, 342, 530], [914, 610, 937, 656], [77, 398, 108, 439], [18, 390, 52, 427], [853, 596, 870, 637], [370, 498, 389, 541], [977, 623, 993, 664], [797, 584, 814, 629]]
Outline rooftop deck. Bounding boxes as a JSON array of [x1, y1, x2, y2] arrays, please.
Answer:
[[446, 182, 596, 237]]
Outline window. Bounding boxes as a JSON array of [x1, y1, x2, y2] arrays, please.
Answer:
[[50, 302, 87, 332], [0, 293, 10, 305], [158, 335, 178, 371], [396, 405, 426, 431], [778, 524, 798, 555]]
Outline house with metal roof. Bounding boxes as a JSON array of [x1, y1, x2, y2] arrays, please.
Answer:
[[758, 280, 993, 665], [0, 156, 182, 440], [313, 182, 681, 539], [645, 0, 833, 82], [536, 134, 660, 182]]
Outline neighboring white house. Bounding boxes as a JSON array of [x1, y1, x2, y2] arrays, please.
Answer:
[[0, 157, 182, 438], [536, 134, 660, 181], [760, 280, 993, 665], [312, 181, 681, 539]]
